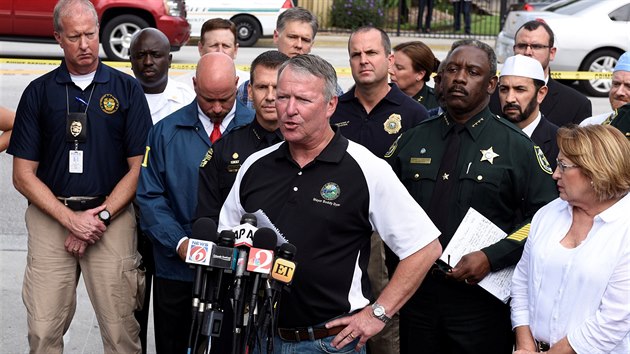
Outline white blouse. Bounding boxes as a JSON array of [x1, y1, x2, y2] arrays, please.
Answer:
[[511, 194, 630, 354]]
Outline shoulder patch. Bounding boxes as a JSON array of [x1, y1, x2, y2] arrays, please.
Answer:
[[534, 146, 553, 174], [200, 147, 214, 168], [384, 134, 401, 158]]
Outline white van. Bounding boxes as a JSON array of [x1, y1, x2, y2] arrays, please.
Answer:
[[185, 0, 294, 47]]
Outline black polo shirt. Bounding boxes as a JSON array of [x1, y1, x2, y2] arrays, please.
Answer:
[[8, 60, 151, 196], [218, 130, 439, 328], [196, 118, 283, 222], [330, 83, 428, 157]]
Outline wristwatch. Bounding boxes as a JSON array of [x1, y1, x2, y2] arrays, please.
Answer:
[[371, 302, 391, 324], [98, 209, 111, 226]]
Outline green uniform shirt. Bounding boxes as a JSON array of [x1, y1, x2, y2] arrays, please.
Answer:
[[386, 106, 558, 270], [412, 84, 439, 111]]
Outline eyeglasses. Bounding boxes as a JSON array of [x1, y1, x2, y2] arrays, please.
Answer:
[[514, 43, 551, 51], [556, 159, 579, 172]]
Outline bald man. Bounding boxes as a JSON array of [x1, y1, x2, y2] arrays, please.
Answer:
[[130, 28, 194, 124], [136, 52, 253, 353]]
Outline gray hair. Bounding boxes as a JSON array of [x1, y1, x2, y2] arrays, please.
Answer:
[[350, 26, 392, 55], [53, 0, 99, 33], [448, 39, 497, 78], [278, 54, 337, 102], [276, 7, 318, 38]]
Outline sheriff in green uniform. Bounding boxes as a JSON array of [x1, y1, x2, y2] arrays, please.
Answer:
[[386, 40, 558, 354]]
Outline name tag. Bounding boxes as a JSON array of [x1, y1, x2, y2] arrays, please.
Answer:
[[410, 157, 431, 164], [69, 150, 83, 173]]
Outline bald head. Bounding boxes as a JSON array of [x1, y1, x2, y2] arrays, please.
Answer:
[[194, 52, 239, 121], [130, 28, 172, 94]]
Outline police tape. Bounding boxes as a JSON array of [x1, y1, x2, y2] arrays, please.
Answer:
[[0, 58, 611, 80]]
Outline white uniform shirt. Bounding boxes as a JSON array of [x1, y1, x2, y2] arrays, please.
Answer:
[[511, 194, 630, 353], [145, 79, 195, 125]]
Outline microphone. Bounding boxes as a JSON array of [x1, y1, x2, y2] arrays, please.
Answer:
[[231, 214, 258, 305], [186, 218, 218, 310], [271, 243, 297, 286], [199, 230, 237, 342], [231, 214, 258, 354], [186, 217, 218, 354], [245, 228, 277, 351], [256, 242, 298, 353], [208, 230, 236, 305]]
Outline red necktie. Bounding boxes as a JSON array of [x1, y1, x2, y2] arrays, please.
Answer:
[[210, 120, 222, 143]]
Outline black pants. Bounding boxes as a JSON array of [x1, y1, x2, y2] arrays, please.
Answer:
[[134, 232, 155, 354], [399, 274, 513, 354]]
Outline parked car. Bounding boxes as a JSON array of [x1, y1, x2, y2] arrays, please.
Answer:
[[508, 0, 562, 12], [185, 0, 294, 47], [495, 0, 630, 97], [0, 0, 191, 61]]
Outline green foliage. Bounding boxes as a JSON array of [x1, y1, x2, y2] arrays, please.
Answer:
[[331, 0, 386, 29]]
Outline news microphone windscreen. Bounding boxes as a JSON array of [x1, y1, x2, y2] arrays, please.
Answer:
[[218, 230, 236, 247], [252, 228, 277, 250], [192, 217, 218, 242], [277, 242, 297, 260], [240, 213, 258, 226]]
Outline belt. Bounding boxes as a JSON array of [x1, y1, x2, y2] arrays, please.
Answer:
[[57, 196, 106, 211], [535, 339, 550, 352], [278, 325, 344, 342]]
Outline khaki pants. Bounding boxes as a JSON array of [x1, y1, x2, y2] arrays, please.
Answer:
[[22, 204, 144, 354], [367, 232, 400, 354]]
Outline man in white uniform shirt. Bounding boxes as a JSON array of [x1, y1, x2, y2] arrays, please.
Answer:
[[130, 28, 194, 124]]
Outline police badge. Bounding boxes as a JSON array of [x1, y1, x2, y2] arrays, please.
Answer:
[[384, 114, 402, 134], [70, 120, 82, 137]]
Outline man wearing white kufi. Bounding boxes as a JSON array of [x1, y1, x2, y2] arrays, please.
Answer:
[[498, 54, 559, 169]]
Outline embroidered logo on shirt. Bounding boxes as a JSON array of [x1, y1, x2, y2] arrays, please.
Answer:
[[320, 182, 341, 201], [384, 114, 402, 134], [99, 94, 119, 114]]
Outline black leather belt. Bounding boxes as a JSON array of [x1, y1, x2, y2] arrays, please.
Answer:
[[57, 196, 106, 211], [536, 339, 550, 352], [278, 325, 344, 342]]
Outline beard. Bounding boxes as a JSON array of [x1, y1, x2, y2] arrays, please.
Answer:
[[502, 95, 538, 123]]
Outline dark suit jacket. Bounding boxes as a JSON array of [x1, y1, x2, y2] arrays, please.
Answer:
[[490, 77, 592, 127], [531, 115, 559, 170]]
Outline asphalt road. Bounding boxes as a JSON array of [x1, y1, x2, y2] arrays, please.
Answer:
[[0, 37, 612, 353]]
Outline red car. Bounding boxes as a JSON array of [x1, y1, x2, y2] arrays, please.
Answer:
[[0, 0, 190, 61]]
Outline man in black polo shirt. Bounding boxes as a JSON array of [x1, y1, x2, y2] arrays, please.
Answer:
[[196, 50, 288, 223], [7, 0, 151, 352], [218, 54, 441, 354], [330, 26, 429, 354]]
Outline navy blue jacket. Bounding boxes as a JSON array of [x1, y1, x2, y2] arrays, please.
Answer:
[[136, 99, 254, 281]]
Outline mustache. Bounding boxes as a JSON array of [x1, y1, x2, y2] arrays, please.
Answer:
[[502, 103, 521, 111], [448, 85, 468, 95]]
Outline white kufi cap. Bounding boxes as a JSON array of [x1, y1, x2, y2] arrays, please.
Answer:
[[500, 54, 545, 82]]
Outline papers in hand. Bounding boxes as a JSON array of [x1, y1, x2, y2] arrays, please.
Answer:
[[440, 208, 515, 303]]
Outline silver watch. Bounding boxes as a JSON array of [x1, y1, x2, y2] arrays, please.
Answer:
[[371, 302, 391, 324]]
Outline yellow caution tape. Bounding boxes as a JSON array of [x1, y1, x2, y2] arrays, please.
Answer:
[[1, 58, 611, 80], [1, 58, 359, 77]]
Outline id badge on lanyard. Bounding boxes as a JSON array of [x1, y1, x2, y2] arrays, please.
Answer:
[[66, 85, 95, 174]]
